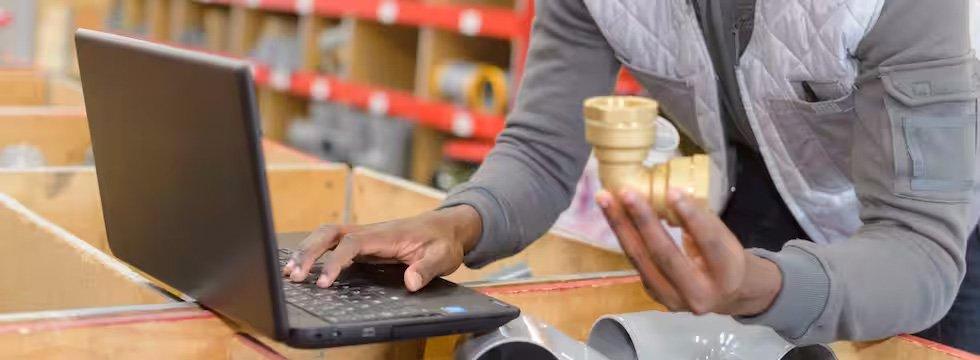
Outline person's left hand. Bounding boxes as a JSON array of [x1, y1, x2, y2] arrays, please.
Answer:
[[596, 188, 782, 316]]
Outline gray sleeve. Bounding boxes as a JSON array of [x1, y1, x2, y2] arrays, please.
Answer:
[[739, 0, 978, 344], [440, 0, 620, 268]]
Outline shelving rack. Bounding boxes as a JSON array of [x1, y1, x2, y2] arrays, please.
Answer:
[[107, 0, 637, 183]]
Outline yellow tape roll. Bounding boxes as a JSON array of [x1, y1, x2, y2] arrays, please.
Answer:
[[432, 61, 509, 116]]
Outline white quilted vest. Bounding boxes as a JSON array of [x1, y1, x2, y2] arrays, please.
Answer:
[[584, 0, 885, 244]]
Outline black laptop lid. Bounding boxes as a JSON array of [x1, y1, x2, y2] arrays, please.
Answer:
[[75, 29, 287, 339]]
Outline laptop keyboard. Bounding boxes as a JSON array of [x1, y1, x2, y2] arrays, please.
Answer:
[[277, 249, 440, 323]]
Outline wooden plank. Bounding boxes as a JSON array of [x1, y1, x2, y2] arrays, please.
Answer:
[[264, 164, 348, 234], [256, 334, 424, 360], [350, 168, 632, 282], [261, 139, 322, 165], [169, 0, 200, 43], [0, 70, 47, 106], [0, 304, 418, 359], [257, 87, 306, 141], [0, 193, 169, 313], [481, 276, 663, 340], [831, 336, 979, 360], [228, 5, 264, 57], [146, 0, 173, 40], [46, 77, 86, 106], [348, 20, 419, 91], [0, 308, 262, 359], [0, 167, 109, 250], [202, 5, 230, 52], [0, 107, 90, 165]]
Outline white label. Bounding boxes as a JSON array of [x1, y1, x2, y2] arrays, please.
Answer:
[[376, 1, 399, 25], [368, 92, 389, 116], [244, 0, 261, 8], [271, 69, 291, 91], [452, 111, 475, 137], [295, 0, 314, 15], [458, 9, 482, 36], [310, 78, 331, 101]]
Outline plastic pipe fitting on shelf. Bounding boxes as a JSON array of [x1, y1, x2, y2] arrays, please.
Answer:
[[583, 96, 711, 226]]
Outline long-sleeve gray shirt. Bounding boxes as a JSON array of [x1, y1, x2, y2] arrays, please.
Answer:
[[442, 0, 977, 344]]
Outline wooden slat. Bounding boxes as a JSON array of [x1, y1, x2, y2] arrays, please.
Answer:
[[0, 107, 90, 165], [832, 336, 979, 360], [261, 139, 323, 165], [0, 167, 108, 250], [46, 77, 86, 107], [0, 193, 169, 313], [256, 334, 424, 360], [0, 308, 259, 359], [349, 168, 632, 282], [0, 70, 47, 106], [264, 164, 348, 234], [481, 276, 663, 340]]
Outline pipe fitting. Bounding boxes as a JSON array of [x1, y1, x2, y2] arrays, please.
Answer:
[[584, 96, 711, 225]]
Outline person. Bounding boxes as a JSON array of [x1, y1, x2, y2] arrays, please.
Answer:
[[281, 0, 980, 351]]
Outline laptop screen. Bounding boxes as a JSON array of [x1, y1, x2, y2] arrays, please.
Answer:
[[75, 29, 287, 339]]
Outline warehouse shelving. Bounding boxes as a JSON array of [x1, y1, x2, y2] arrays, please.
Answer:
[[109, 0, 637, 183], [110, 0, 529, 182]]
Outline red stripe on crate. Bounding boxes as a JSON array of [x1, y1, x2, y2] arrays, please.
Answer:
[[0, 308, 216, 334], [478, 275, 642, 296]]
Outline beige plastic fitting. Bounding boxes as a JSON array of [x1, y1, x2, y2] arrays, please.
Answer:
[[584, 96, 711, 225]]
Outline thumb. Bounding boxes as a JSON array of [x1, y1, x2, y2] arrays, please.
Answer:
[[404, 255, 444, 292]]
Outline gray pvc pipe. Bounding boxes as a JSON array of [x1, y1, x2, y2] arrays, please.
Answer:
[[587, 311, 836, 360], [456, 315, 610, 360], [0, 144, 46, 168]]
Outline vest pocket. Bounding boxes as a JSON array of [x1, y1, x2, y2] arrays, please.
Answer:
[[767, 93, 856, 193], [622, 65, 701, 143], [881, 55, 978, 202]]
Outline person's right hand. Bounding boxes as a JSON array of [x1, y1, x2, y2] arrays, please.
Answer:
[[280, 205, 482, 292]]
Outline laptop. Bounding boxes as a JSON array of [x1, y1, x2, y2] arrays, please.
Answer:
[[74, 29, 519, 348]]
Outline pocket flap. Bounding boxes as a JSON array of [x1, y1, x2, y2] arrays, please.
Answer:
[[881, 54, 977, 107]]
